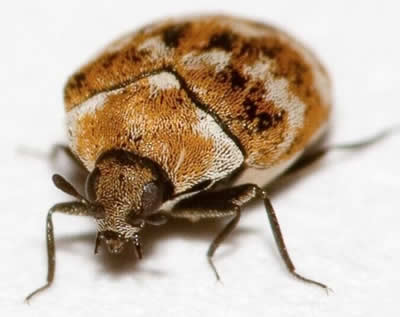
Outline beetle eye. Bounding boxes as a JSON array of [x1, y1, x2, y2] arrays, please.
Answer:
[[141, 181, 164, 215]]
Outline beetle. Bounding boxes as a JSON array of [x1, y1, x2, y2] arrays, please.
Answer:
[[26, 15, 395, 300]]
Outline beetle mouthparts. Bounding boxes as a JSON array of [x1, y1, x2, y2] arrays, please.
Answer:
[[133, 234, 143, 259]]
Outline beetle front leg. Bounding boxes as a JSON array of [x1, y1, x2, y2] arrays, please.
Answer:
[[25, 201, 96, 302], [169, 184, 329, 291]]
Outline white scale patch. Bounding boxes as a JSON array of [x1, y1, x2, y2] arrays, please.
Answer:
[[138, 36, 170, 60], [181, 50, 231, 72], [148, 71, 180, 96], [193, 107, 244, 182], [243, 60, 273, 79], [161, 106, 244, 212], [243, 59, 306, 166], [265, 78, 306, 160], [66, 88, 123, 170]]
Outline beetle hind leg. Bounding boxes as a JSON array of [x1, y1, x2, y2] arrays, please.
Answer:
[[168, 186, 257, 281], [168, 184, 330, 291]]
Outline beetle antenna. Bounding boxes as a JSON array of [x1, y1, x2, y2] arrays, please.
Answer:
[[52, 174, 89, 204]]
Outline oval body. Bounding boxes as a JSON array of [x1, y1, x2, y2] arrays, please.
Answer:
[[65, 15, 331, 197]]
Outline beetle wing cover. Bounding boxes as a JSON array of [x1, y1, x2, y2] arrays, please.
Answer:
[[65, 15, 331, 173]]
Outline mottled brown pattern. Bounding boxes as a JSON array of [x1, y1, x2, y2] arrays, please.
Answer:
[[72, 75, 223, 193], [65, 15, 331, 172]]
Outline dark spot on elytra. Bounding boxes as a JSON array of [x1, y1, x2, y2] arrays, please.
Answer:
[[243, 98, 257, 121], [249, 86, 259, 94], [230, 69, 246, 89], [243, 97, 285, 132], [162, 23, 188, 48], [256, 113, 273, 131], [119, 174, 125, 182], [239, 42, 255, 56], [65, 81, 76, 91], [102, 53, 118, 68], [207, 32, 236, 51], [291, 61, 308, 86], [256, 111, 285, 132], [125, 47, 142, 63], [216, 70, 229, 83], [73, 72, 86, 89], [261, 45, 282, 59], [216, 67, 246, 90]]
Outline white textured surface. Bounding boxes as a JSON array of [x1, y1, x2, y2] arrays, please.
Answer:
[[138, 36, 170, 60], [148, 72, 181, 95], [1, 1, 400, 316], [182, 50, 232, 72]]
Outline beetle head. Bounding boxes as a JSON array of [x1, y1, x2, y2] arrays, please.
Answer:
[[53, 150, 171, 257], [47, 150, 170, 258], [84, 150, 171, 257]]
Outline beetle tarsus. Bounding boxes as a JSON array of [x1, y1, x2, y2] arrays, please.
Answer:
[[25, 282, 51, 303], [207, 255, 221, 282], [290, 270, 331, 293]]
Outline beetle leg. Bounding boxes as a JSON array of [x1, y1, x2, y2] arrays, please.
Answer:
[[25, 201, 96, 302], [206, 206, 240, 281], [169, 185, 257, 280], [169, 203, 239, 281], [169, 184, 330, 291], [258, 189, 330, 292]]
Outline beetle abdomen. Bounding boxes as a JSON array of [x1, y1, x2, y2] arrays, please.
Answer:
[[65, 15, 331, 191]]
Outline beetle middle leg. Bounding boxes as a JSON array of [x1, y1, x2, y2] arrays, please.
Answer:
[[168, 191, 241, 280], [168, 184, 329, 291]]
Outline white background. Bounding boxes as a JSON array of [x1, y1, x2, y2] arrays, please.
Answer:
[[1, 1, 399, 316]]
